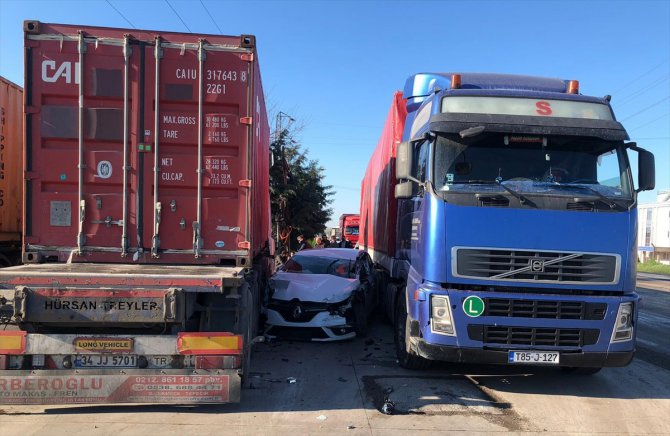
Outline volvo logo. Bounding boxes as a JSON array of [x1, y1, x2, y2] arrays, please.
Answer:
[[291, 303, 303, 320], [530, 259, 546, 272]]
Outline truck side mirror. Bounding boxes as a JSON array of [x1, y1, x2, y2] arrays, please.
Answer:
[[396, 141, 413, 180], [628, 143, 655, 192], [395, 181, 413, 199]]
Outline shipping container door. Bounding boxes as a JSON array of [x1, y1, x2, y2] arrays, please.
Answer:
[[142, 39, 251, 259], [26, 34, 138, 255]]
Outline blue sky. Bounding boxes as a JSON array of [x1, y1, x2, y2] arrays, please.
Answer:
[[1, 0, 668, 228]]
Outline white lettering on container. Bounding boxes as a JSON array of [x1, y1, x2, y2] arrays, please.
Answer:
[[41, 60, 80, 84]]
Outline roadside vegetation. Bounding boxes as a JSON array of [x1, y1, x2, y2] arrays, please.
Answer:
[[638, 259, 670, 275]]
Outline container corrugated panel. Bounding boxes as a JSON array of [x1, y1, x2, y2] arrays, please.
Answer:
[[359, 92, 407, 257], [0, 77, 23, 242], [23, 21, 270, 266]]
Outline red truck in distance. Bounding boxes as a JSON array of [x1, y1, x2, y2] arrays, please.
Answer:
[[339, 214, 360, 246]]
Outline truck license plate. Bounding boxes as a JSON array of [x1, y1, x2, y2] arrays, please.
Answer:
[[75, 355, 138, 368], [508, 351, 560, 364]]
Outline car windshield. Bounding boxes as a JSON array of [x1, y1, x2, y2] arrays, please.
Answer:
[[433, 133, 633, 199], [281, 255, 354, 278]]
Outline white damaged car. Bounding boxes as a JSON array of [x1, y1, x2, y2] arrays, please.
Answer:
[[265, 248, 378, 341]]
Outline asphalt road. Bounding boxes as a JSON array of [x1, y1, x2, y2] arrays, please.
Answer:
[[1, 273, 669, 435]]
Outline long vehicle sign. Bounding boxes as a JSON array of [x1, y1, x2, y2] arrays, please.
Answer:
[[0, 371, 238, 404]]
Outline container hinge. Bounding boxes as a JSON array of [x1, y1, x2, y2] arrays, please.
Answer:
[[180, 218, 186, 230], [240, 117, 252, 125], [239, 179, 252, 188], [170, 199, 177, 212], [241, 53, 254, 62], [96, 196, 102, 209], [193, 222, 203, 258], [238, 241, 251, 250]]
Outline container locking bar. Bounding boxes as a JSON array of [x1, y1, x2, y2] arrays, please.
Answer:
[[194, 39, 206, 258], [76, 31, 87, 254], [151, 36, 163, 258], [121, 35, 132, 256]]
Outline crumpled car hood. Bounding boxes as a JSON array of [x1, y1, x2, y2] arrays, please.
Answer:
[[270, 272, 359, 303]]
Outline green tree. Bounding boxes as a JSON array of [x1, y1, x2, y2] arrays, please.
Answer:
[[270, 127, 333, 248]]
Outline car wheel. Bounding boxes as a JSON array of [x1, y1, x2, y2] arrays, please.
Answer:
[[394, 294, 431, 370], [353, 299, 368, 337], [561, 366, 602, 375]]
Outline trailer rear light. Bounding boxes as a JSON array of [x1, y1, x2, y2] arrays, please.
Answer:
[[566, 80, 579, 94], [451, 74, 462, 90], [430, 295, 455, 336], [0, 331, 27, 354], [177, 332, 243, 355], [195, 355, 241, 369], [611, 302, 633, 343]]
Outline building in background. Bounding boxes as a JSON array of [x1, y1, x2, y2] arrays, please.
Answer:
[[638, 190, 670, 264]]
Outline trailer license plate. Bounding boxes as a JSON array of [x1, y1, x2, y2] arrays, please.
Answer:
[[508, 351, 560, 364], [75, 355, 138, 368]]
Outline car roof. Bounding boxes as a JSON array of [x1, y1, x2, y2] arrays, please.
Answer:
[[294, 248, 360, 261]]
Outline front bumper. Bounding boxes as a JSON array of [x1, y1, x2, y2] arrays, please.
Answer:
[[265, 309, 355, 341], [415, 340, 634, 367]]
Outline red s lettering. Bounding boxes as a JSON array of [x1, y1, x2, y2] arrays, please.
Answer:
[[536, 101, 552, 116]]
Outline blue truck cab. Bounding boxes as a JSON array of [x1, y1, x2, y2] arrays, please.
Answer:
[[391, 73, 655, 372]]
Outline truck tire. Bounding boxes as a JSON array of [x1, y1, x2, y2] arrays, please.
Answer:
[[353, 299, 368, 337], [394, 294, 431, 370]]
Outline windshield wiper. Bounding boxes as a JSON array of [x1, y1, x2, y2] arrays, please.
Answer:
[[497, 180, 534, 206], [553, 183, 625, 210]]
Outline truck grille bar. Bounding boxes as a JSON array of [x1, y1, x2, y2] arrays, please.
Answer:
[[484, 298, 607, 320], [453, 248, 619, 284], [467, 325, 600, 347]]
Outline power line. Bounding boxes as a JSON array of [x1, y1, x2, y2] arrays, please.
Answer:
[[105, 0, 136, 28], [165, 0, 192, 33], [616, 74, 670, 105], [629, 113, 670, 132], [610, 58, 670, 95], [199, 0, 223, 34], [620, 96, 670, 122]]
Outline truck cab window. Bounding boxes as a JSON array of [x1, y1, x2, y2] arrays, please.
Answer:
[[413, 140, 429, 183]]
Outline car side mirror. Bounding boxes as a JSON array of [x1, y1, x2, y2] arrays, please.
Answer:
[[628, 143, 655, 192]]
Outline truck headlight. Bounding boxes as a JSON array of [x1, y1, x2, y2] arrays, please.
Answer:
[[611, 302, 633, 343], [431, 295, 455, 336]]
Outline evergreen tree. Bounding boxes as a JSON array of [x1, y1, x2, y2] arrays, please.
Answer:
[[270, 127, 333, 249]]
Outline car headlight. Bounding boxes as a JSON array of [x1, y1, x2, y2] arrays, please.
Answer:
[[610, 302, 633, 343], [431, 295, 455, 336]]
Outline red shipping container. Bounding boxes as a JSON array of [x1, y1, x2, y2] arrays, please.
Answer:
[[23, 21, 271, 266]]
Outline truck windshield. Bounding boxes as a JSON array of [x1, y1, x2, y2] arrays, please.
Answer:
[[433, 133, 633, 200], [345, 226, 359, 236]]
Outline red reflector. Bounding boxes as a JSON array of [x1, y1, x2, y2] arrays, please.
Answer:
[[567, 80, 579, 94], [451, 74, 462, 90], [195, 355, 241, 369]]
